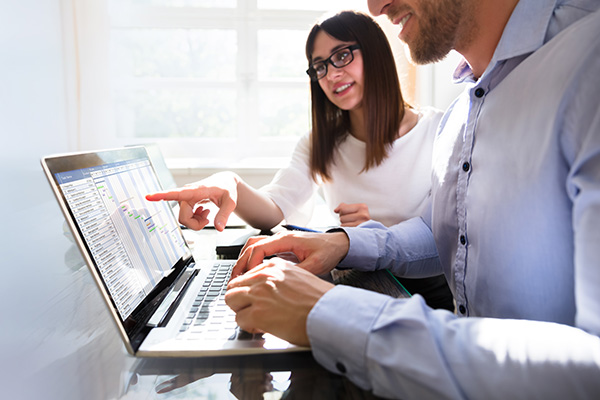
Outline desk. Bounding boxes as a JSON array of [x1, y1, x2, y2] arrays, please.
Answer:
[[1, 165, 408, 400]]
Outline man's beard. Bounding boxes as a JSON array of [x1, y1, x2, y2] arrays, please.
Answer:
[[392, 0, 464, 65]]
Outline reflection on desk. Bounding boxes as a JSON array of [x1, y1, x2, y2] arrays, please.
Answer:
[[126, 352, 382, 399]]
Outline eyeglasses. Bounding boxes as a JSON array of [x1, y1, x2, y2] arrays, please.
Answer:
[[306, 44, 361, 81]]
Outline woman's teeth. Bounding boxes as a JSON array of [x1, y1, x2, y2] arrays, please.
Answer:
[[335, 83, 352, 93]]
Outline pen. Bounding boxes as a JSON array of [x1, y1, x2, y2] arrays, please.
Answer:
[[281, 224, 322, 233]]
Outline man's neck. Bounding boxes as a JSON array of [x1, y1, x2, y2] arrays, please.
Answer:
[[456, 0, 520, 79]]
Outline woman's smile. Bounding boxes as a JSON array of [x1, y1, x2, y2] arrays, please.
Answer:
[[334, 82, 355, 95]]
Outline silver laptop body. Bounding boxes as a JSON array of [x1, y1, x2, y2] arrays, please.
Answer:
[[41, 146, 304, 357]]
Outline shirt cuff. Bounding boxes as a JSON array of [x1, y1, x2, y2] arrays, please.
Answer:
[[306, 285, 393, 390], [330, 225, 382, 271], [333, 218, 440, 276]]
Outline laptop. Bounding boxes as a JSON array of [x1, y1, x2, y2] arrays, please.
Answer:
[[137, 143, 178, 193], [41, 146, 305, 357]]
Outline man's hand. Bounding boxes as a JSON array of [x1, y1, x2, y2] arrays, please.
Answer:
[[145, 172, 240, 231], [225, 258, 335, 347], [334, 202, 371, 227], [231, 230, 350, 278]]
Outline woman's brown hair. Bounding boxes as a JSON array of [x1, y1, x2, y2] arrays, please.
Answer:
[[305, 10, 407, 181]]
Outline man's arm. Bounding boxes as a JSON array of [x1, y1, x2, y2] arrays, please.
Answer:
[[339, 217, 443, 278], [226, 257, 600, 399], [308, 286, 600, 399], [230, 214, 441, 279]]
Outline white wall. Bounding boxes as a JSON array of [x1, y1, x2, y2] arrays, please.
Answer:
[[1, 1, 72, 389], [1, 0, 70, 168], [1, 0, 71, 227], [416, 50, 466, 111]]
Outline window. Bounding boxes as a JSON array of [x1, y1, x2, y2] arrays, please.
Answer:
[[68, 1, 431, 168], [77, 0, 364, 165]]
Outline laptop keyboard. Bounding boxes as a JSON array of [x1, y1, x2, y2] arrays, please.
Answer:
[[178, 262, 237, 340], [178, 262, 262, 341]]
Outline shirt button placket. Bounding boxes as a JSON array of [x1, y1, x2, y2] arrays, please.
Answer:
[[457, 160, 470, 316], [455, 86, 484, 318]]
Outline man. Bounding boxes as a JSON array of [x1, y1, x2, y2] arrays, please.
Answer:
[[224, 0, 600, 398]]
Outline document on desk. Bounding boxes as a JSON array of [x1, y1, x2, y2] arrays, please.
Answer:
[[41, 146, 308, 357]]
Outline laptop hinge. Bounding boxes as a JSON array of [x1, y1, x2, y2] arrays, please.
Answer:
[[146, 267, 198, 328]]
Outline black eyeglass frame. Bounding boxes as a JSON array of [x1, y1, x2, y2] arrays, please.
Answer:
[[306, 44, 361, 82]]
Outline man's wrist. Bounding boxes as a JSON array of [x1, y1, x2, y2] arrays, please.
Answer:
[[325, 228, 350, 266]]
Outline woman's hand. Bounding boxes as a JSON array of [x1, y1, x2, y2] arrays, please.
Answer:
[[145, 172, 240, 231], [334, 202, 371, 227]]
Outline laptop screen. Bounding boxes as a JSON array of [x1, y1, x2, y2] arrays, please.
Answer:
[[48, 148, 189, 321]]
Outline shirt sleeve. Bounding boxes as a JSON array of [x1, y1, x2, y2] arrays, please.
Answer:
[[337, 217, 443, 278], [307, 286, 600, 399]]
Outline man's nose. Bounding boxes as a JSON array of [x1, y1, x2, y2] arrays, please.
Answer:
[[368, 0, 390, 17]]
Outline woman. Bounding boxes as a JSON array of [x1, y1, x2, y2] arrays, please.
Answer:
[[147, 11, 453, 310], [262, 10, 438, 229]]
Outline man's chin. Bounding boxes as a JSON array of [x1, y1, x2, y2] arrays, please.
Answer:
[[405, 43, 451, 65]]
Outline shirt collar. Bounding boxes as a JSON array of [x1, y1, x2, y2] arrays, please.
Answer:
[[452, 0, 559, 83]]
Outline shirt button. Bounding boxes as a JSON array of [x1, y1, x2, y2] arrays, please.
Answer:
[[459, 305, 466, 314], [475, 88, 485, 98], [462, 162, 470, 172], [336, 362, 347, 374], [460, 235, 466, 245]]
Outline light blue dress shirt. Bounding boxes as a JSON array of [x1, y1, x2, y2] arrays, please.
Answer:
[[306, 1, 600, 398]]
